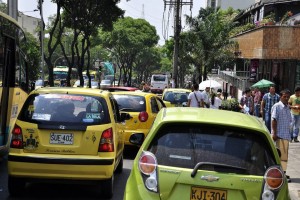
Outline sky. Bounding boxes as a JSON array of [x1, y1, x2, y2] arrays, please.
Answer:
[[4, 0, 205, 45]]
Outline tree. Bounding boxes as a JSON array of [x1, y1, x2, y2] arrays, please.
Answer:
[[22, 32, 41, 82], [186, 7, 237, 82], [101, 17, 159, 86], [134, 47, 161, 85], [59, 0, 124, 87], [43, 0, 123, 86]]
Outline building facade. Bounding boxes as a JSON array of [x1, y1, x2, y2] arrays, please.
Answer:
[[220, 0, 300, 99], [206, 0, 255, 10], [18, 13, 40, 39]]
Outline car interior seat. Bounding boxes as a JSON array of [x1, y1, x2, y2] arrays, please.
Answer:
[[165, 93, 175, 103], [51, 102, 76, 122]]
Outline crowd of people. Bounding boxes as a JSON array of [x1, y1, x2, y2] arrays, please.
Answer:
[[186, 82, 300, 183]]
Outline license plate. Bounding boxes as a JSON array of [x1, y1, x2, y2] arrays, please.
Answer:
[[191, 187, 227, 200], [50, 133, 74, 145]]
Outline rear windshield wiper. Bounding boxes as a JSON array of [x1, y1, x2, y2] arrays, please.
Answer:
[[191, 162, 247, 177]]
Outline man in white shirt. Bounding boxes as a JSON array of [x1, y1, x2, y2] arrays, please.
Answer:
[[187, 83, 203, 107], [202, 87, 211, 108]]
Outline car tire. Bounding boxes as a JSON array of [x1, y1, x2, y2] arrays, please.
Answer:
[[115, 155, 123, 174], [101, 175, 114, 199], [8, 176, 26, 197]]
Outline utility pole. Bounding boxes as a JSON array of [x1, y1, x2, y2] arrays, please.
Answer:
[[164, 0, 193, 88], [39, 0, 45, 84]]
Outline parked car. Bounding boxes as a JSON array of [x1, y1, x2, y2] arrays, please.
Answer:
[[112, 91, 165, 147], [7, 87, 130, 198], [100, 79, 112, 89], [162, 88, 191, 107], [124, 108, 290, 200]]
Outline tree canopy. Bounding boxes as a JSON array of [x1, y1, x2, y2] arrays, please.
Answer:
[[101, 17, 159, 86]]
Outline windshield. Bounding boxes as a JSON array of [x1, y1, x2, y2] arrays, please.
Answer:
[[113, 94, 146, 112], [18, 93, 110, 125], [153, 75, 166, 82], [147, 123, 276, 176], [163, 91, 189, 104]]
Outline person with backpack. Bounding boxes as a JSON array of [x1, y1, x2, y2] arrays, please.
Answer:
[[187, 83, 203, 108]]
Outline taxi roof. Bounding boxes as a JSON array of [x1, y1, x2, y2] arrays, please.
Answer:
[[156, 107, 268, 133], [32, 87, 111, 96]]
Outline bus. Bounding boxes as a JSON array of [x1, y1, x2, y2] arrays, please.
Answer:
[[150, 74, 169, 94], [0, 12, 30, 156], [53, 66, 77, 86]]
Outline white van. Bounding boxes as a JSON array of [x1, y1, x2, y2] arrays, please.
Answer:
[[150, 74, 169, 94]]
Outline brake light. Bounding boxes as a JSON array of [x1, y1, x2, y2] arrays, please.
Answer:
[[139, 111, 148, 122], [138, 151, 158, 192], [10, 124, 23, 149], [99, 128, 114, 152], [264, 167, 284, 190], [139, 151, 157, 175]]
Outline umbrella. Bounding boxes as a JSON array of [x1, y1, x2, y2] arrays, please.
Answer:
[[199, 80, 222, 91], [250, 79, 274, 89]]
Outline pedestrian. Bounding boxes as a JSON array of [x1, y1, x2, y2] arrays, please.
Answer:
[[140, 81, 150, 92], [239, 88, 254, 115], [288, 86, 300, 142], [271, 89, 292, 182], [187, 83, 203, 108], [210, 92, 222, 109], [202, 86, 211, 108], [260, 86, 280, 132], [171, 78, 175, 88], [253, 87, 262, 117]]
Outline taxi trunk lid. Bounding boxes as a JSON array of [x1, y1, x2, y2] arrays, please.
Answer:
[[157, 166, 264, 200], [20, 122, 110, 156]]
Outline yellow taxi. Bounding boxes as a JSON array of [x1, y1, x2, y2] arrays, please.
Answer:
[[161, 88, 191, 107], [112, 91, 165, 146], [7, 87, 129, 198]]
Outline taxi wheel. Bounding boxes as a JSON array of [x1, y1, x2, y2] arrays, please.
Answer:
[[115, 155, 123, 174], [101, 175, 114, 199], [8, 176, 26, 197]]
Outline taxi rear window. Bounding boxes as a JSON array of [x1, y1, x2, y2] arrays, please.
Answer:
[[147, 123, 276, 176], [113, 94, 146, 112], [18, 93, 110, 125]]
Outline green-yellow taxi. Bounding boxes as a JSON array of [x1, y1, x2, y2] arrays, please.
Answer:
[[8, 87, 129, 198], [161, 88, 191, 107], [124, 108, 290, 200], [112, 91, 165, 146]]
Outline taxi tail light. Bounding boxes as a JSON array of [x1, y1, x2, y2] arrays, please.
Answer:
[[264, 166, 284, 190], [98, 128, 114, 152], [138, 151, 158, 192], [10, 124, 23, 149], [138, 111, 148, 122]]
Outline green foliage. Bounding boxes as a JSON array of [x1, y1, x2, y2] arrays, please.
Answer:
[[101, 17, 159, 86], [22, 32, 41, 81], [229, 23, 256, 37], [220, 98, 240, 112], [185, 7, 237, 82]]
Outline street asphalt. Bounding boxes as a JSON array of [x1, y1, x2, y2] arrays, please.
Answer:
[[287, 141, 300, 200]]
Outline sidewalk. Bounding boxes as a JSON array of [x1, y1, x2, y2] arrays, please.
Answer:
[[287, 142, 300, 200]]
